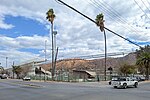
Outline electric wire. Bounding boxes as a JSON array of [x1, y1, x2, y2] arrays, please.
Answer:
[[99, 0, 142, 32], [58, 52, 129, 59], [145, 0, 150, 6], [56, 0, 142, 48], [134, 0, 150, 19], [140, 0, 150, 13], [87, 0, 136, 34], [91, 0, 142, 34]]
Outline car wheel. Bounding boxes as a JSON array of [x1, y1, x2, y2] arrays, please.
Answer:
[[123, 83, 127, 89], [114, 86, 117, 88], [109, 81, 111, 85], [134, 82, 138, 88]]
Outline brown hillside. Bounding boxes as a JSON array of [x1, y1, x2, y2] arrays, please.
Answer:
[[40, 53, 137, 72]]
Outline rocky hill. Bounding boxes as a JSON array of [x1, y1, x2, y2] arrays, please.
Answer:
[[41, 52, 137, 72]]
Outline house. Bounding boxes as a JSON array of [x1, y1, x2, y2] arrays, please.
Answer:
[[72, 70, 96, 82]]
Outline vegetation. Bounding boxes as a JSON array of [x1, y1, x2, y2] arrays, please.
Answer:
[[46, 9, 56, 23], [0, 66, 4, 74], [12, 66, 22, 79], [95, 13, 104, 32], [136, 46, 150, 80], [119, 63, 137, 76], [136, 45, 150, 58]]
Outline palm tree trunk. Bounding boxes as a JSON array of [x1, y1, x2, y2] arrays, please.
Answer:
[[51, 22, 54, 81], [103, 29, 107, 81], [146, 67, 149, 80]]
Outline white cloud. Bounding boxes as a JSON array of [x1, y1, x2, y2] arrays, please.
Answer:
[[0, 0, 150, 68], [0, 16, 14, 29], [0, 35, 50, 49], [0, 49, 42, 68]]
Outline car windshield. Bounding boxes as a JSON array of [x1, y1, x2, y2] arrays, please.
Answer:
[[112, 77, 126, 81]]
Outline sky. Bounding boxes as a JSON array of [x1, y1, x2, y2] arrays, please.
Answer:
[[0, 0, 150, 68]]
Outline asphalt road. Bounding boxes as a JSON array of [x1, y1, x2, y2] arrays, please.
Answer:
[[0, 79, 150, 100]]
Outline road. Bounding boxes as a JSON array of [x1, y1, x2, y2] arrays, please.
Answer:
[[0, 79, 150, 100]]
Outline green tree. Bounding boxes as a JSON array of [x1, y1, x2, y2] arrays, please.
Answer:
[[119, 64, 136, 76], [95, 13, 104, 32], [136, 52, 150, 80], [12, 66, 22, 79], [136, 45, 150, 58], [0, 66, 4, 74]]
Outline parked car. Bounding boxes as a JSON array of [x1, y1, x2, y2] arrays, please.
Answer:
[[111, 77, 138, 89], [23, 76, 31, 81], [135, 76, 145, 82], [0, 74, 8, 79]]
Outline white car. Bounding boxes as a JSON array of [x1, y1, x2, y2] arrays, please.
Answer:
[[23, 76, 31, 81], [111, 77, 138, 89]]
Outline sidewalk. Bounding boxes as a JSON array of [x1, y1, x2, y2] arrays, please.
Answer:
[[139, 80, 150, 84]]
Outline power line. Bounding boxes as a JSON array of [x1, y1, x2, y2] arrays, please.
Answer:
[[56, 0, 142, 48], [89, 0, 139, 34], [97, 0, 141, 33], [89, 0, 128, 26], [133, 0, 150, 19], [58, 52, 129, 60], [145, 0, 150, 6], [140, 0, 150, 13]]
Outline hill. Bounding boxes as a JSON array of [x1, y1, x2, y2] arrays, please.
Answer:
[[40, 52, 137, 73]]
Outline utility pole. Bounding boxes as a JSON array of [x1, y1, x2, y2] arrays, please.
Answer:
[[45, 40, 47, 62], [53, 31, 57, 61], [6, 57, 8, 68], [54, 47, 59, 80], [53, 31, 58, 80], [44, 40, 47, 81], [12, 61, 14, 79]]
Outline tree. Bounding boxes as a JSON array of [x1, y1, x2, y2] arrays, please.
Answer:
[[21, 66, 30, 78], [119, 64, 136, 76], [136, 45, 150, 58], [95, 13, 107, 81], [136, 45, 150, 80], [12, 66, 22, 79], [46, 9, 56, 23], [0, 66, 4, 74], [136, 52, 150, 80], [46, 9, 56, 81], [96, 13, 104, 32]]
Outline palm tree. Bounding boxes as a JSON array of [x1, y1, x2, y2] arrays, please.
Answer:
[[96, 13, 104, 32], [95, 13, 107, 81], [46, 9, 56, 81], [136, 52, 150, 80], [12, 66, 22, 79]]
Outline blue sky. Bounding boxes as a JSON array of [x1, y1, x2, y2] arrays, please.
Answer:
[[0, 16, 48, 37], [0, 0, 150, 68]]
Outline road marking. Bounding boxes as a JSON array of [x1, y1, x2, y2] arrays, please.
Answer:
[[0, 80, 44, 88]]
